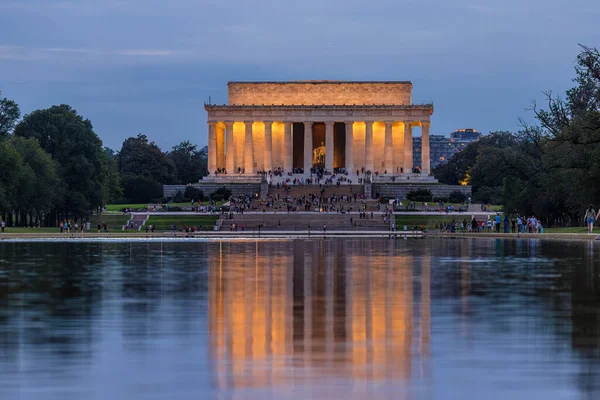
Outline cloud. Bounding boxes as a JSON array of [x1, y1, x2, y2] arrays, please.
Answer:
[[0, 45, 182, 61]]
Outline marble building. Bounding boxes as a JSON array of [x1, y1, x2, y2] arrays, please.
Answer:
[[204, 81, 434, 177]]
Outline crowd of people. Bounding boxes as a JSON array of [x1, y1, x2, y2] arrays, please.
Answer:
[[435, 214, 545, 234]]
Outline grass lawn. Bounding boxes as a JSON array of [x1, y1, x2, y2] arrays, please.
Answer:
[[89, 214, 130, 231], [105, 201, 224, 212], [395, 214, 471, 230], [146, 215, 219, 231], [105, 203, 146, 212], [543, 227, 590, 234], [1, 227, 59, 234]]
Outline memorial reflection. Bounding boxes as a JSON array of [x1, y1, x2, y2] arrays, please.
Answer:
[[208, 240, 431, 389]]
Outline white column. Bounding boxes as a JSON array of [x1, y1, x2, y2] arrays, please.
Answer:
[[225, 121, 235, 174], [384, 121, 393, 174], [365, 121, 374, 173], [264, 121, 273, 172], [345, 121, 354, 173], [303, 121, 313, 173], [421, 121, 431, 175], [244, 120, 254, 174], [208, 122, 217, 174], [283, 122, 293, 173], [403, 121, 413, 173], [325, 121, 334, 172]]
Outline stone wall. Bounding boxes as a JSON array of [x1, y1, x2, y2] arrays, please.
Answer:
[[371, 184, 472, 199], [228, 81, 412, 106], [163, 183, 262, 198]]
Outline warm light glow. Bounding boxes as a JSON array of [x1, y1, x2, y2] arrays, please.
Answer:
[[459, 172, 471, 186]]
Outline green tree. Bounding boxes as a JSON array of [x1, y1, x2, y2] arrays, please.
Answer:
[[0, 90, 20, 137], [167, 140, 208, 184], [14, 105, 105, 221], [117, 134, 177, 184], [101, 147, 123, 205], [0, 140, 22, 217], [10, 137, 60, 226], [120, 174, 163, 203], [499, 45, 600, 224]]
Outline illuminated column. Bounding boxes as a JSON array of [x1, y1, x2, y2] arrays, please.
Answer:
[[345, 121, 354, 173], [244, 121, 254, 174], [264, 121, 273, 172], [283, 122, 293, 173], [421, 121, 430, 175], [325, 121, 334, 172], [384, 121, 393, 173], [403, 121, 413, 172], [365, 121, 374, 173], [225, 121, 235, 174], [303, 121, 313, 173], [208, 122, 217, 173]]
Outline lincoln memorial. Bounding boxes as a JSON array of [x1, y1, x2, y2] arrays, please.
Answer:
[[204, 81, 433, 177]]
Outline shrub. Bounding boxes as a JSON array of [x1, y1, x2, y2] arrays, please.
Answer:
[[406, 189, 433, 202], [448, 190, 467, 204], [211, 186, 232, 201], [121, 174, 163, 203], [474, 186, 502, 204], [184, 186, 205, 202], [173, 190, 184, 203]]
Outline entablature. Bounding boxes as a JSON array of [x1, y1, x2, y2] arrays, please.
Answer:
[[204, 104, 434, 123]]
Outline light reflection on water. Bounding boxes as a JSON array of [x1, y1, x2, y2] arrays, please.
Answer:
[[0, 238, 599, 399]]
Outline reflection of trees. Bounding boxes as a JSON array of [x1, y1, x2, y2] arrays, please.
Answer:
[[0, 242, 105, 371], [117, 242, 210, 349], [428, 239, 600, 398], [208, 239, 432, 390]]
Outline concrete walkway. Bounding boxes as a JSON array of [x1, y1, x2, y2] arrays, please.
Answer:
[[131, 211, 500, 217]]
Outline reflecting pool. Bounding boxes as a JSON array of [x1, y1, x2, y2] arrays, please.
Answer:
[[1, 238, 599, 399]]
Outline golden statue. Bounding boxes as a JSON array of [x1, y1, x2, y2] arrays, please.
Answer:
[[313, 142, 326, 165]]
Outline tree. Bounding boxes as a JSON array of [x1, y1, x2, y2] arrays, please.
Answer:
[[120, 174, 163, 203], [101, 148, 123, 205], [433, 131, 517, 197], [0, 137, 59, 226], [117, 134, 177, 184], [167, 140, 208, 184], [0, 90, 20, 137], [14, 105, 106, 221], [10, 137, 60, 226], [497, 45, 600, 224]]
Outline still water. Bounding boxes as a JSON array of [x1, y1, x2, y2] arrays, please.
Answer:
[[0, 238, 599, 399]]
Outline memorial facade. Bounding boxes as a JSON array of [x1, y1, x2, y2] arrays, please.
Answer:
[[204, 81, 434, 177]]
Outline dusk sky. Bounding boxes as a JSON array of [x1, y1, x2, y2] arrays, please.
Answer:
[[1, 0, 598, 151]]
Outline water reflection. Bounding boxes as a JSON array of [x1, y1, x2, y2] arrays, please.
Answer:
[[0, 238, 599, 399], [208, 240, 431, 393]]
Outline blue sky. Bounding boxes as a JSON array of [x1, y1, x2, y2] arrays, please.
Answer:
[[1, 0, 598, 151]]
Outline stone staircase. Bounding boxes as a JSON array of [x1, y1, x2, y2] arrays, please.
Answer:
[[218, 212, 391, 231], [125, 214, 148, 231]]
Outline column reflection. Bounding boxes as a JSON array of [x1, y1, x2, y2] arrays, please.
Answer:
[[208, 240, 431, 389]]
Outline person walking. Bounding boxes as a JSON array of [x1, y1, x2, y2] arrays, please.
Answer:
[[585, 205, 596, 234], [0, 219, 5, 233]]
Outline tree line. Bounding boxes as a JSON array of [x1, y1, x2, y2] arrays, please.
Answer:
[[0, 98, 207, 227], [433, 45, 600, 227]]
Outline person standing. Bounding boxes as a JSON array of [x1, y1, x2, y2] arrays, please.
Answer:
[[494, 213, 502, 233], [585, 205, 596, 233], [504, 215, 509, 233], [0, 219, 5, 233]]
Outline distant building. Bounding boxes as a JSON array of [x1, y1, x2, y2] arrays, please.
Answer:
[[413, 129, 481, 170]]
